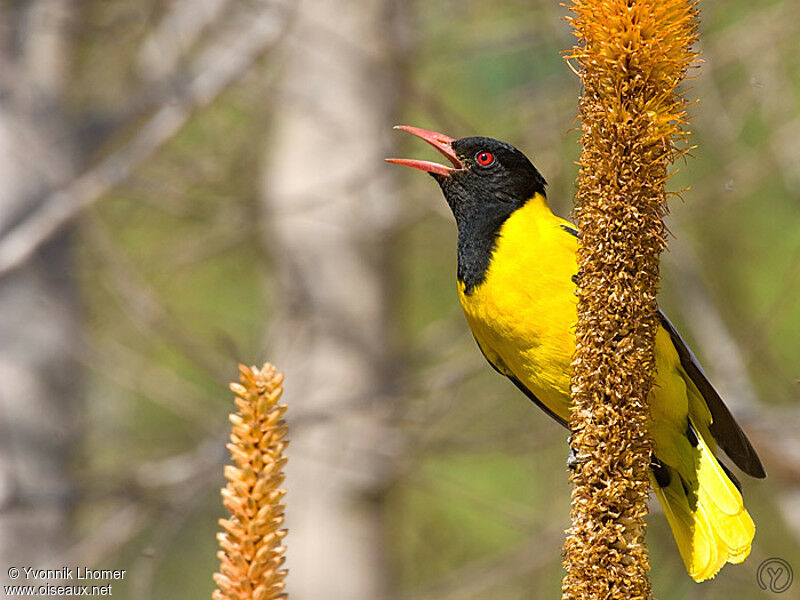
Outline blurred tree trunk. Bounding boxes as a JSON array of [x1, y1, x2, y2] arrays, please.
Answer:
[[260, 0, 405, 597], [0, 0, 83, 577]]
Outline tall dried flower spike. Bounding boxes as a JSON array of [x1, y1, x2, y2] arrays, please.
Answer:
[[563, 1, 699, 600], [214, 363, 289, 600]]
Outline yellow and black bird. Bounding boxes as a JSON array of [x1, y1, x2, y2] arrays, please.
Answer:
[[387, 125, 765, 582]]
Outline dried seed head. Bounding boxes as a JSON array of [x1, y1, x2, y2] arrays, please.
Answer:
[[562, 2, 699, 600]]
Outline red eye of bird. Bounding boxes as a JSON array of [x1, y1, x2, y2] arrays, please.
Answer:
[[476, 151, 494, 166]]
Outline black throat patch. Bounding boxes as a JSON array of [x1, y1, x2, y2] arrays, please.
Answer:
[[431, 136, 546, 294], [434, 174, 537, 295], [454, 201, 514, 295]]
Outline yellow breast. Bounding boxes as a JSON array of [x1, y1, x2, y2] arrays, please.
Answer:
[[457, 194, 578, 422], [456, 193, 696, 452]]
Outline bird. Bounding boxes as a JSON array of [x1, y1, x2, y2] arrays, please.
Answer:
[[386, 125, 766, 582]]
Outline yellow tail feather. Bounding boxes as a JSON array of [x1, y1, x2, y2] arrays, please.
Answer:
[[653, 419, 755, 582]]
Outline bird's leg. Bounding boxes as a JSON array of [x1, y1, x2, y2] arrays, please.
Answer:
[[566, 434, 586, 471], [567, 445, 579, 471]]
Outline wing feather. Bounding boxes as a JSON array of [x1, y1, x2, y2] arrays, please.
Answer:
[[659, 310, 766, 478]]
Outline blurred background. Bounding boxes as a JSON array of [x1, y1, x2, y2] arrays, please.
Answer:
[[0, 0, 798, 598]]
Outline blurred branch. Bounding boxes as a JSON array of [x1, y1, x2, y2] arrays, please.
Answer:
[[83, 339, 221, 431], [130, 469, 218, 600], [79, 435, 226, 504], [409, 469, 545, 530], [133, 436, 226, 490], [688, 3, 800, 205], [62, 504, 149, 566], [64, 454, 218, 569], [777, 486, 800, 543], [165, 218, 255, 269], [136, 0, 233, 82], [83, 217, 232, 382], [388, 531, 560, 600], [0, 0, 294, 280], [64, 440, 227, 567]]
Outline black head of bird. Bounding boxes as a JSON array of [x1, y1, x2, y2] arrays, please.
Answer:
[[387, 125, 549, 291], [386, 125, 547, 235]]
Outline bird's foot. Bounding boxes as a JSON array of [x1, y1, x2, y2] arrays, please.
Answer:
[[566, 433, 590, 471], [567, 444, 585, 471]]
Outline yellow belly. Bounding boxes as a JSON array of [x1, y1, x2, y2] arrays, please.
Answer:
[[457, 195, 705, 467], [458, 195, 579, 422]]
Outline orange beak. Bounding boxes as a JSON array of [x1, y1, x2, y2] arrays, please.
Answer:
[[386, 125, 463, 177]]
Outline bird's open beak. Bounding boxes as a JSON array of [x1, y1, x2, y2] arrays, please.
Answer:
[[385, 125, 463, 177]]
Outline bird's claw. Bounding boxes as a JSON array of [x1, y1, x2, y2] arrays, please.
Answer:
[[567, 435, 587, 471], [567, 445, 582, 471]]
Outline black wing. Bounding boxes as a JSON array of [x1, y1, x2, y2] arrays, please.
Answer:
[[659, 310, 766, 478]]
